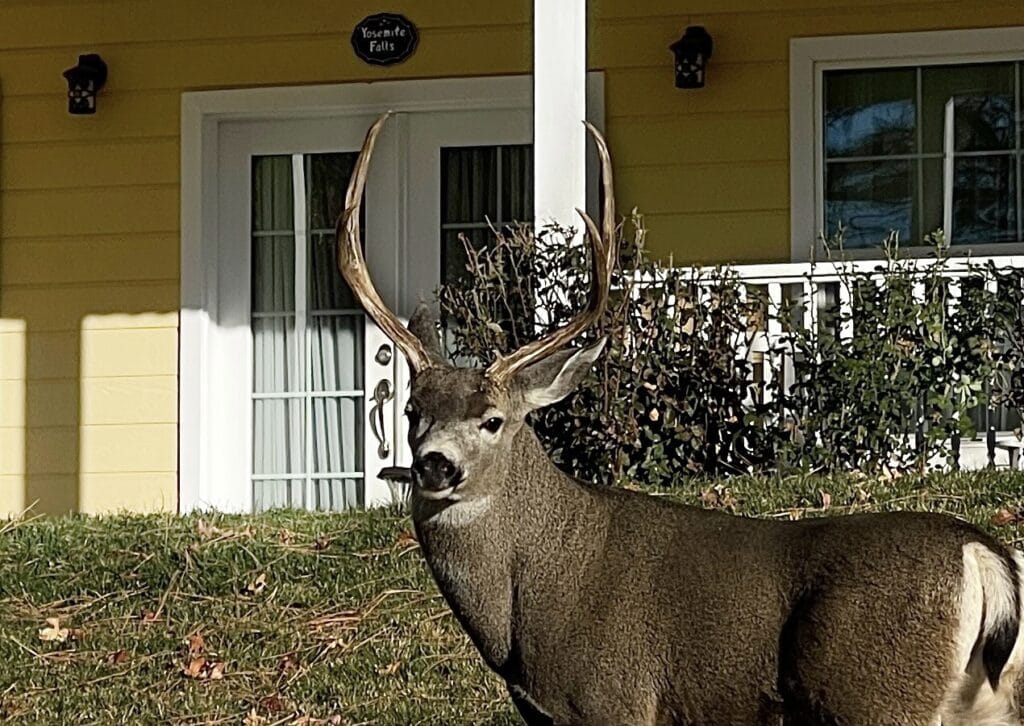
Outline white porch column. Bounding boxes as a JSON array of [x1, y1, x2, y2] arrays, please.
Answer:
[[533, 0, 588, 227]]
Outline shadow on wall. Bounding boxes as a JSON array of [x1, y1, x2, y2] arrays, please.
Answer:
[[1, 245, 178, 517]]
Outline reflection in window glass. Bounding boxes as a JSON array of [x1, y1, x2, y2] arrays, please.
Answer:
[[921, 64, 1015, 152], [825, 160, 914, 247], [825, 68, 916, 158], [823, 61, 1022, 249]]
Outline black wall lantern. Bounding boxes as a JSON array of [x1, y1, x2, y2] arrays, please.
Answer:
[[670, 26, 713, 89], [62, 53, 107, 114]]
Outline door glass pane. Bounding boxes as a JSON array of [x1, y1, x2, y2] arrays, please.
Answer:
[[252, 399, 304, 475], [251, 236, 295, 313], [252, 317, 299, 393], [312, 398, 364, 473], [252, 156, 294, 231], [921, 63, 1016, 152], [440, 145, 533, 284], [501, 145, 534, 222], [825, 159, 915, 248], [442, 147, 498, 223], [824, 68, 916, 158], [251, 152, 365, 512]]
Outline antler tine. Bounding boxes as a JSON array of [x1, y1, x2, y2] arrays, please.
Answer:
[[486, 122, 617, 386], [337, 112, 435, 374]]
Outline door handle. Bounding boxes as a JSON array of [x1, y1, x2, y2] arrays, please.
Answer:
[[370, 378, 394, 459]]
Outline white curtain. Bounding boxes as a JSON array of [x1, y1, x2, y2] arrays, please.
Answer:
[[251, 153, 364, 512]]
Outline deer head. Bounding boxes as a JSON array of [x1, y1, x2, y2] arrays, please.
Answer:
[[337, 113, 616, 503]]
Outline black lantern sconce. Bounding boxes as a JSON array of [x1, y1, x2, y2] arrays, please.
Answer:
[[62, 54, 107, 114], [670, 26, 713, 89]]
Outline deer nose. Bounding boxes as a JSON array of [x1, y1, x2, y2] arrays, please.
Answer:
[[412, 452, 462, 492]]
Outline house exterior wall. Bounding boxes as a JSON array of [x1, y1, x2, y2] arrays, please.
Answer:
[[0, 0, 1019, 515]]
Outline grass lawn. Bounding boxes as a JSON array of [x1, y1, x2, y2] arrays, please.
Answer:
[[2, 470, 1024, 724]]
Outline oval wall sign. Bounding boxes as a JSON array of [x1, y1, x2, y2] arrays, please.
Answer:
[[351, 13, 418, 66]]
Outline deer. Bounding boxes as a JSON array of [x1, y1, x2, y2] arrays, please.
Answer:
[[337, 113, 1024, 725]]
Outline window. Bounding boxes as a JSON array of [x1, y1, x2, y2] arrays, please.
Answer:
[[250, 153, 365, 512], [824, 62, 1021, 249], [790, 27, 1024, 259]]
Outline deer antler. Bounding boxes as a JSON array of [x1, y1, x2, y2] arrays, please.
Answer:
[[336, 112, 436, 375], [485, 121, 617, 387]]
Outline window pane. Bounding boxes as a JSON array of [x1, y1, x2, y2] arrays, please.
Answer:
[[308, 314, 363, 392], [922, 63, 1016, 152], [825, 160, 915, 248], [306, 152, 358, 231], [442, 147, 498, 223], [825, 68, 916, 157], [311, 397, 363, 473], [252, 235, 295, 313], [253, 316, 299, 393], [501, 145, 534, 222], [253, 398, 303, 475], [951, 155, 1017, 244], [252, 156, 294, 232]]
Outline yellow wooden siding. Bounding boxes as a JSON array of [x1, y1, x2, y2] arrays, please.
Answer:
[[0, 0, 1019, 514]]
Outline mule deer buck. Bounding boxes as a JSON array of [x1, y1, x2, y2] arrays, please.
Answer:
[[337, 113, 1024, 725]]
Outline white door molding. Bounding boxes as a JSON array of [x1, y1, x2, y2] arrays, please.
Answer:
[[180, 74, 605, 513]]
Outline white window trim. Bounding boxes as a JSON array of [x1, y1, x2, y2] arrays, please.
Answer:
[[179, 74, 605, 513], [790, 26, 1024, 261]]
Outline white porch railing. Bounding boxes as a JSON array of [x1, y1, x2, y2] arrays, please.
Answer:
[[633, 254, 1024, 471]]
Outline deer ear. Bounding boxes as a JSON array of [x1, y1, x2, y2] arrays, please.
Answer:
[[516, 338, 606, 411], [407, 303, 446, 364]]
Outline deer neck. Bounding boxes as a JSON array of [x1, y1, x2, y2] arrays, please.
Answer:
[[411, 426, 602, 675]]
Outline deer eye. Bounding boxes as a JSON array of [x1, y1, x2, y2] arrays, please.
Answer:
[[480, 417, 504, 434]]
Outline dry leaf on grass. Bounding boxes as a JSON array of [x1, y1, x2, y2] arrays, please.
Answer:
[[106, 649, 129, 665], [141, 610, 160, 624], [700, 485, 738, 512], [38, 617, 82, 644], [377, 660, 401, 676], [992, 508, 1023, 527], [186, 631, 205, 659], [258, 695, 287, 713], [278, 528, 295, 545], [245, 573, 268, 595], [243, 708, 266, 726], [196, 518, 253, 541], [37, 618, 69, 643], [182, 656, 225, 681], [313, 534, 331, 551], [278, 653, 299, 675]]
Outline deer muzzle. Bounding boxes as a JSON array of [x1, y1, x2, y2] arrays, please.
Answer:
[[412, 452, 464, 497]]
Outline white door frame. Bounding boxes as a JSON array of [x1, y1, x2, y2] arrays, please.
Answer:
[[179, 74, 605, 513]]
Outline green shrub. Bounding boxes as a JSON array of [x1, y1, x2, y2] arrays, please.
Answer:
[[437, 220, 1024, 483]]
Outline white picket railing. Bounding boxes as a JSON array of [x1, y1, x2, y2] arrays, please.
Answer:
[[634, 254, 1024, 470]]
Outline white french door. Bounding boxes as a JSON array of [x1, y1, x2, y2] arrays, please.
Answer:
[[214, 109, 530, 512]]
